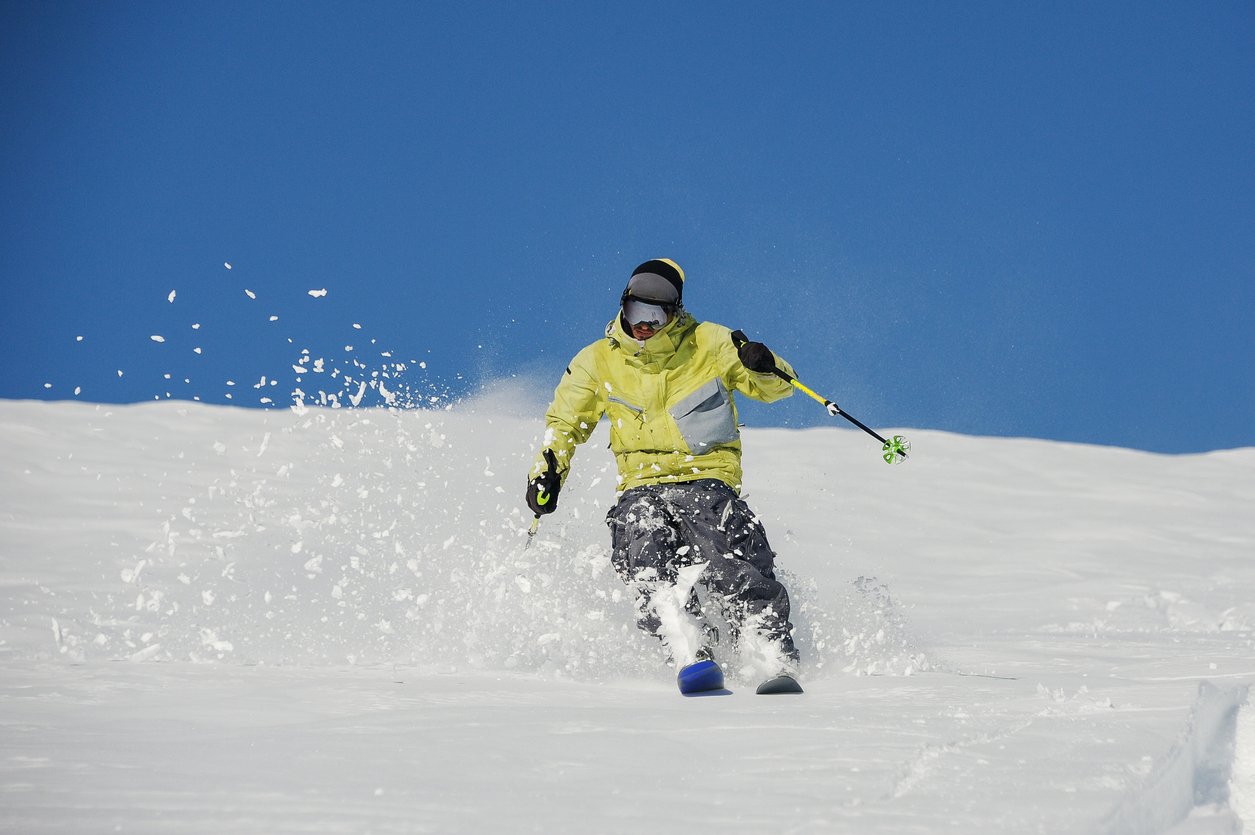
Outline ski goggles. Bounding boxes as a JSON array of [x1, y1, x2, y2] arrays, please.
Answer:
[[623, 298, 674, 329]]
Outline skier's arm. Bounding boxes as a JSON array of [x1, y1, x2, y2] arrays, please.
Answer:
[[723, 330, 795, 403], [532, 346, 605, 485]]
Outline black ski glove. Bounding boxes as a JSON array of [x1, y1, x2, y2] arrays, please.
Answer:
[[731, 329, 777, 374], [526, 449, 561, 516]]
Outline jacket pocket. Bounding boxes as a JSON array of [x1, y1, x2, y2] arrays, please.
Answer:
[[669, 378, 739, 452]]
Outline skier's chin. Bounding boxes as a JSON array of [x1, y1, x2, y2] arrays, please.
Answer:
[[631, 326, 657, 340]]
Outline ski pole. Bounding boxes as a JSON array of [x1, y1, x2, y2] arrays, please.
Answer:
[[733, 331, 910, 464], [778, 371, 909, 462], [525, 514, 541, 550]]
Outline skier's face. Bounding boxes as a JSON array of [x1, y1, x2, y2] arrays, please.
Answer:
[[631, 321, 659, 340], [624, 298, 672, 340]]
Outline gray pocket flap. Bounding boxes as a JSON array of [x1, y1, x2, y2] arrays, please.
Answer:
[[669, 379, 738, 450]]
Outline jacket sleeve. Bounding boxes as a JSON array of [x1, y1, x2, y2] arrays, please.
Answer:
[[719, 327, 795, 404], [532, 345, 605, 484]]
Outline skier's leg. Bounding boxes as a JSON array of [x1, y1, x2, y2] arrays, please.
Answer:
[[606, 487, 672, 638], [724, 496, 799, 665], [606, 486, 710, 664], [671, 481, 799, 665]]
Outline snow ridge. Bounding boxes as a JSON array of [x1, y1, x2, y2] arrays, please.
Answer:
[[1103, 682, 1251, 835]]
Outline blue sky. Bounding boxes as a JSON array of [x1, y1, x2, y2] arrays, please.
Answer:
[[2, 2, 1252, 453]]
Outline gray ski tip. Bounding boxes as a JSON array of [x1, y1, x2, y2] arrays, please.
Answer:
[[756, 675, 804, 695]]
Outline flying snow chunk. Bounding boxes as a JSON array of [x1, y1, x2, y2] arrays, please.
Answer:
[[308, 289, 328, 298], [167, 290, 176, 303], [269, 315, 278, 322], [150, 335, 166, 343], [224, 262, 232, 270], [245, 289, 256, 300], [76, 336, 84, 342]]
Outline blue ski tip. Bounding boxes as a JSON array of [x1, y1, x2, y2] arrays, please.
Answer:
[[678, 659, 725, 695]]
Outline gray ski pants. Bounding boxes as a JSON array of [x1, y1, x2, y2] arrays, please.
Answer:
[[605, 479, 797, 660]]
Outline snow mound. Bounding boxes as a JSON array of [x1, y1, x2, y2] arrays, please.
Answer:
[[3, 400, 1255, 832]]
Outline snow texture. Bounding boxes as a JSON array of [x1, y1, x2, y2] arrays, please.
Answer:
[[0, 399, 1253, 833]]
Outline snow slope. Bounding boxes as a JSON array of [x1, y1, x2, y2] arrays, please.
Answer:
[[1, 399, 1253, 833]]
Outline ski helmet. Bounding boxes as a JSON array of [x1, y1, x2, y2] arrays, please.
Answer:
[[621, 259, 685, 307]]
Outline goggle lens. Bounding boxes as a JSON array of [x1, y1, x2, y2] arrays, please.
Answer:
[[624, 299, 673, 328]]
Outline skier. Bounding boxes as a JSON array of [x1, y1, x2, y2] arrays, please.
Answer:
[[526, 258, 803, 694]]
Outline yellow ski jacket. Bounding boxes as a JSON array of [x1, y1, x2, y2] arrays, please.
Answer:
[[533, 309, 794, 494]]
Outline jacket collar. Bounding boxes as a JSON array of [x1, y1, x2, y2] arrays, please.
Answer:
[[604, 308, 696, 362]]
